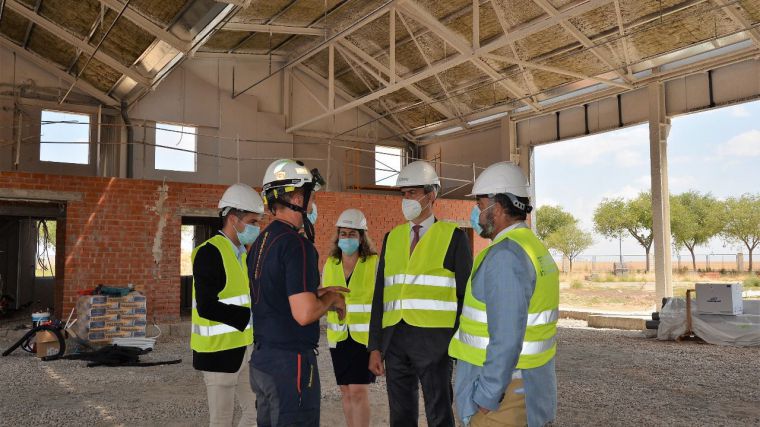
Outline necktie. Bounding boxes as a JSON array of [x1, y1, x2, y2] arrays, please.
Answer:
[[411, 224, 422, 253]]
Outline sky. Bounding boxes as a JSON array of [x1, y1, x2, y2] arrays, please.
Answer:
[[535, 100, 760, 259]]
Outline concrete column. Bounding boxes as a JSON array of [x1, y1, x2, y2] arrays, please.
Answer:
[[648, 83, 673, 305], [518, 137, 536, 230], [501, 115, 517, 163]]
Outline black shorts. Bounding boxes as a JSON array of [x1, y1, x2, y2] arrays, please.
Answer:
[[329, 336, 376, 386]]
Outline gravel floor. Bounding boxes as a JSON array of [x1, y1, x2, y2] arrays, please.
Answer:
[[1, 320, 758, 426]]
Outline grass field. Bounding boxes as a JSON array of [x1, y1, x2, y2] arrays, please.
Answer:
[[560, 272, 760, 312]]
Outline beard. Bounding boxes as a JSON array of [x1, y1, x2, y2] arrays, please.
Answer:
[[478, 209, 496, 239]]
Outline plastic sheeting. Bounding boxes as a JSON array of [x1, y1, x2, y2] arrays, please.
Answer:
[[657, 298, 760, 347]]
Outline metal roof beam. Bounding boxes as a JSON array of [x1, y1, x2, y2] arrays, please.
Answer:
[[0, 36, 118, 106], [223, 23, 325, 36], [337, 39, 459, 120], [335, 45, 414, 137], [286, 0, 612, 133], [713, 0, 760, 49], [531, 0, 632, 84], [398, 0, 541, 112], [484, 53, 633, 89], [97, 0, 191, 54], [293, 65, 411, 139], [5, 0, 151, 86]]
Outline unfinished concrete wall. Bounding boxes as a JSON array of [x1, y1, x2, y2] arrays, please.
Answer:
[[420, 126, 504, 198], [1, 52, 405, 191], [128, 57, 405, 189]]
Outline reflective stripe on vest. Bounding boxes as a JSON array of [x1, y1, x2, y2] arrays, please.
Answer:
[[452, 330, 557, 355], [190, 235, 253, 353], [383, 299, 458, 312], [382, 221, 458, 329], [191, 294, 251, 309], [323, 255, 378, 346], [461, 306, 559, 326], [383, 274, 456, 289], [448, 227, 559, 369], [193, 319, 253, 337]]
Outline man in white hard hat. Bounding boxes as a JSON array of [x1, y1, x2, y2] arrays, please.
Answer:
[[247, 159, 347, 426], [191, 183, 264, 427], [449, 162, 559, 427], [368, 160, 473, 427]]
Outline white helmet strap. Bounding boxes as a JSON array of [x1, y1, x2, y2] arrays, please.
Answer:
[[484, 193, 532, 214]]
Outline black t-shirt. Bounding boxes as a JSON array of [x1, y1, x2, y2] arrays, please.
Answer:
[[191, 233, 251, 372], [248, 220, 321, 351]]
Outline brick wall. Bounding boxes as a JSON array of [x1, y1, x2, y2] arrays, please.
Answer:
[[0, 172, 488, 322]]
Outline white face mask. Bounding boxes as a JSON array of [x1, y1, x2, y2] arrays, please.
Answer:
[[402, 195, 430, 221]]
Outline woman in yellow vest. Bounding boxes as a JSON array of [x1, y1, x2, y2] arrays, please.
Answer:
[[323, 208, 378, 427]]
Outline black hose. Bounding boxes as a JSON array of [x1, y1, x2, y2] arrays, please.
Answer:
[[2, 325, 66, 360], [121, 100, 134, 178]]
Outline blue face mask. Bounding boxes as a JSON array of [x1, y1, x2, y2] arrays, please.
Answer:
[[338, 238, 360, 255], [470, 205, 483, 236], [307, 203, 318, 225], [234, 222, 260, 246]]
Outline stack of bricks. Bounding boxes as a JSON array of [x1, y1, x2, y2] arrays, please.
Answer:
[[73, 291, 147, 343]]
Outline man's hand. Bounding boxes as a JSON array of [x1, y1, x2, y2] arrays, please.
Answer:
[[318, 286, 350, 297], [331, 292, 347, 320], [478, 406, 490, 415], [368, 350, 385, 376]]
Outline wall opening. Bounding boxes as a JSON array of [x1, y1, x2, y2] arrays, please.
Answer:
[[375, 145, 402, 186], [179, 216, 218, 316], [39, 110, 90, 164], [0, 201, 64, 319], [155, 123, 197, 172]]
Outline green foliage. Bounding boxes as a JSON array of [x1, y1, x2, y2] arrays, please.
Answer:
[[545, 223, 594, 272], [743, 276, 760, 288], [593, 192, 654, 271], [722, 194, 760, 272], [670, 191, 723, 271], [536, 205, 577, 241]]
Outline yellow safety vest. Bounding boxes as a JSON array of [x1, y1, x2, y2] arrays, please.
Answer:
[[448, 227, 559, 369], [382, 221, 458, 329], [191, 235, 253, 353], [323, 255, 378, 347]]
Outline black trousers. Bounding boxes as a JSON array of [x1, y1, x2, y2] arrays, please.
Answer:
[[384, 322, 455, 427], [249, 346, 320, 427]]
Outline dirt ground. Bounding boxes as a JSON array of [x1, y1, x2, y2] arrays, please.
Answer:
[[2, 320, 759, 426]]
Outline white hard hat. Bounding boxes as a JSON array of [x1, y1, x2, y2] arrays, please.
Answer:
[[396, 160, 440, 187], [336, 209, 368, 230], [469, 162, 530, 197], [262, 159, 318, 192], [218, 183, 265, 214]]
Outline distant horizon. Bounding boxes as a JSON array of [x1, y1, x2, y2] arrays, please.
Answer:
[[535, 100, 760, 259]]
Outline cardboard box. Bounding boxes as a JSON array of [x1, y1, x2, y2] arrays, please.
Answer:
[[119, 301, 146, 309], [117, 318, 147, 327], [36, 331, 60, 358], [118, 313, 147, 320], [122, 292, 146, 303], [78, 295, 108, 306], [696, 283, 743, 315], [119, 307, 147, 315]]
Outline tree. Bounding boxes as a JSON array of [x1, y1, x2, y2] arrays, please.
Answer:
[[721, 194, 760, 272], [545, 224, 594, 273], [670, 191, 723, 271], [593, 192, 654, 272], [536, 205, 577, 241]]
